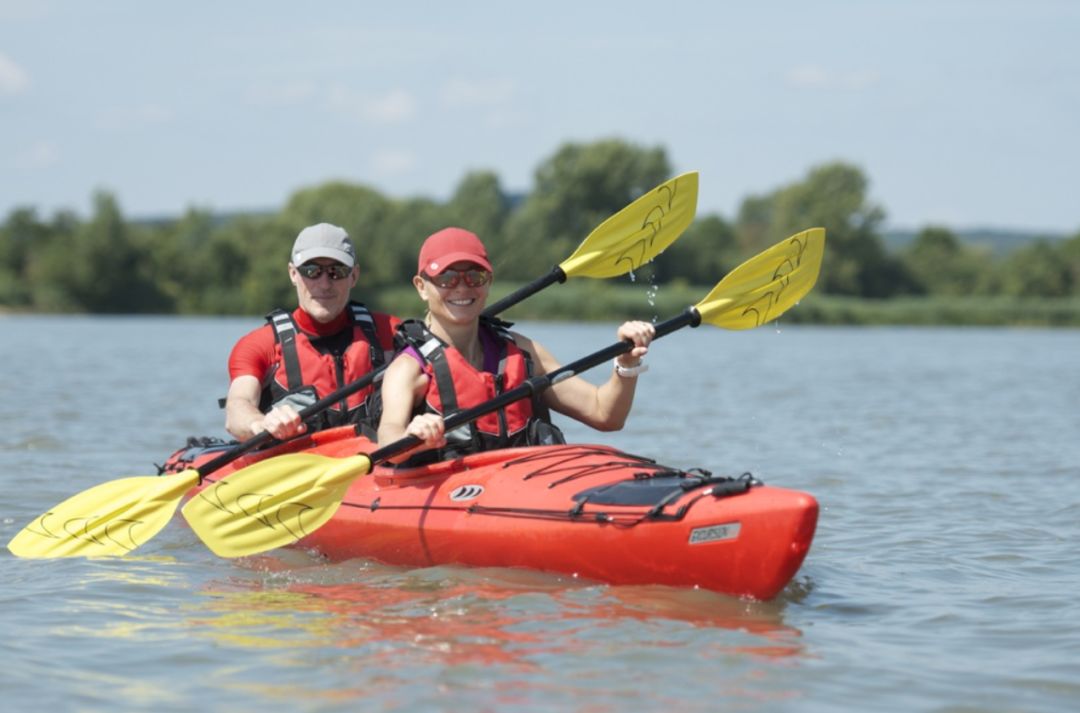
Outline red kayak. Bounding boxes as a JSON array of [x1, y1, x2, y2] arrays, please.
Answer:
[[162, 426, 817, 600]]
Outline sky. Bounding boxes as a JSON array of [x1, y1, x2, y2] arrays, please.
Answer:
[[1, 1, 1077, 234]]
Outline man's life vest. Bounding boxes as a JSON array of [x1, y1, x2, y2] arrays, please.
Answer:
[[263, 301, 398, 432], [395, 317, 565, 462]]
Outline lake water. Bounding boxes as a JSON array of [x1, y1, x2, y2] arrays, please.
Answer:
[[2, 315, 1078, 712]]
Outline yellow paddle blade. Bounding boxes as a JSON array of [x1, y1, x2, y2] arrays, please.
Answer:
[[558, 171, 699, 279], [181, 453, 372, 558], [696, 228, 826, 329], [7, 470, 200, 558]]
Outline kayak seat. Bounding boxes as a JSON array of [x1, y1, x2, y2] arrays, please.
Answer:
[[571, 469, 756, 507]]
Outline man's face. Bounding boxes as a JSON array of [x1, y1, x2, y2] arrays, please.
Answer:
[[289, 258, 358, 323]]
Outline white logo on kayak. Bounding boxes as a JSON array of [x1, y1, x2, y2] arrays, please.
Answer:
[[688, 522, 741, 544], [449, 485, 484, 501]]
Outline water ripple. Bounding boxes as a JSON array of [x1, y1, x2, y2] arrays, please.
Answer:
[[3, 321, 1080, 712]]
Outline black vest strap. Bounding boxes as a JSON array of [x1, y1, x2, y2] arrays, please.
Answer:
[[392, 316, 568, 464], [267, 309, 303, 389], [348, 302, 386, 367], [396, 318, 534, 454], [268, 302, 383, 390]]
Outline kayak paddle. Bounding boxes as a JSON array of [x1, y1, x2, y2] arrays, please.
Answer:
[[7, 173, 699, 559], [182, 227, 825, 558], [483, 171, 698, 314]]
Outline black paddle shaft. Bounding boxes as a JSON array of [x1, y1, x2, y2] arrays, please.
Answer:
[[195, 367, 387, 477], [368, 306, 702, 464], [482, 265, 566, 318]]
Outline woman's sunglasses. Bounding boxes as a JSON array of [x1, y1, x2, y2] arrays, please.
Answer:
[[424, 268, 492, 289], [296, 263, 353, 281]]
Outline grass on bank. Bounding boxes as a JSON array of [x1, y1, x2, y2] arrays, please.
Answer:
[[4, 283, 1078, 327], [373, 281, 1080, 328]]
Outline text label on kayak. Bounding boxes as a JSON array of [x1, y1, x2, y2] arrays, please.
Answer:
[[688, 522, 741, 544]]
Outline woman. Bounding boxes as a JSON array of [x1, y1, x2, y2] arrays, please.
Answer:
[[377, 227, 655, 462]]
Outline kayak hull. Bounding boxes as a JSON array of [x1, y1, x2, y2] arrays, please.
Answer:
[[167, 427, 817, 600]]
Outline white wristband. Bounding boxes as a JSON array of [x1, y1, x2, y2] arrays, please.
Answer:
[[614, 358, 648, 378]]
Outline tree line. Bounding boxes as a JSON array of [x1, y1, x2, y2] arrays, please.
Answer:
[[2, 139, 1079, 315]]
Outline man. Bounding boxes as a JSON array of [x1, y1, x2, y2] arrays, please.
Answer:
[[224, 223, 400, 441]]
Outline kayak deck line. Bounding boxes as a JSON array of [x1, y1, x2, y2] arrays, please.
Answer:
[[339, 443, 761, 528]]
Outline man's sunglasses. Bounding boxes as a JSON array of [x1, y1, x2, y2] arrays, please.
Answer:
[[424, 268, 492, 289], [296, 263, 353, 281]]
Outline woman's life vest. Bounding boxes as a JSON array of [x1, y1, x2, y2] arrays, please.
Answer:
[[263, 301, 398, 433], [395, 317, 565, 462]]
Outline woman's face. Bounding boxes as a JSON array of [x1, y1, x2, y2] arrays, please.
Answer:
[[414, 260, 492, 326]]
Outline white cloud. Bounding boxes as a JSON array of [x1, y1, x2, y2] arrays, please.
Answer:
[[787, 65, 830, 88], [365, 89, 416, 123], [370, 149, 415, 177], [787, 65, 880, 91], [328, 86, 416, 124], [439, 77, 516, 108], [0, 51, 30, 94], [16, 140, 59, 169]]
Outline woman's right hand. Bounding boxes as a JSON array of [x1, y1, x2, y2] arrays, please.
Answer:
[[616, 320, 656, 366], [405, 413, 448, 449]]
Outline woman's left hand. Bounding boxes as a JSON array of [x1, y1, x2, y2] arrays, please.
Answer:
[[616, 320, 655, 366]]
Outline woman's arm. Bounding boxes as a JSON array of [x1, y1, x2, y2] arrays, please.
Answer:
[[376, 353, 444, 459], [518, 320, 655, 432]]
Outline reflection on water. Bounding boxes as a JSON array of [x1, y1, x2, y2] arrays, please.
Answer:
[[8, 320, 1079, 711], [185, 554, 807, 674]]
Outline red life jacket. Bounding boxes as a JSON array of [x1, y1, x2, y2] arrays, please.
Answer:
[[264, 302, 399, 430], [397, 318, 564, 459]]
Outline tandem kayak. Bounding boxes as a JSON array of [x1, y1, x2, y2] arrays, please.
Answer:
[[161, 426, 817, 600]]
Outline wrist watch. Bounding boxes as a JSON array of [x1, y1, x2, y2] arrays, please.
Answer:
[[613, 358, 649, 378]]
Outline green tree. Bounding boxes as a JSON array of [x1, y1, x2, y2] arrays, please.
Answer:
[[997, 239, 1072, 297], [903, 226, 990, 296], [59, 192, 168, 312], [147, 208, 260, 314], [1060, 231, 1080, 295], [0, 207, 48, 306], [504, 139, 672, 279], [280, 182, 401, 288], [650, 214, 738, 285], [735, 162, 916, 298], [227, 216, 294, 314], [24, 194, 166, 312], [376, 197, 452, 288], [21, 210, 79, 311], [447, 170, 510, 246]]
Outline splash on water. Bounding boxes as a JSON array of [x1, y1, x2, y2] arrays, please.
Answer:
[[647, 271, 660, 322]]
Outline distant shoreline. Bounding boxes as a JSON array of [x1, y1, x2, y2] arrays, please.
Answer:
[[6, 285, 1079, 328]]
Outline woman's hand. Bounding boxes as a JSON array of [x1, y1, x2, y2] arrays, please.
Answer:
[[405, 412, 448, 449], [615, 320, 656, 367]]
